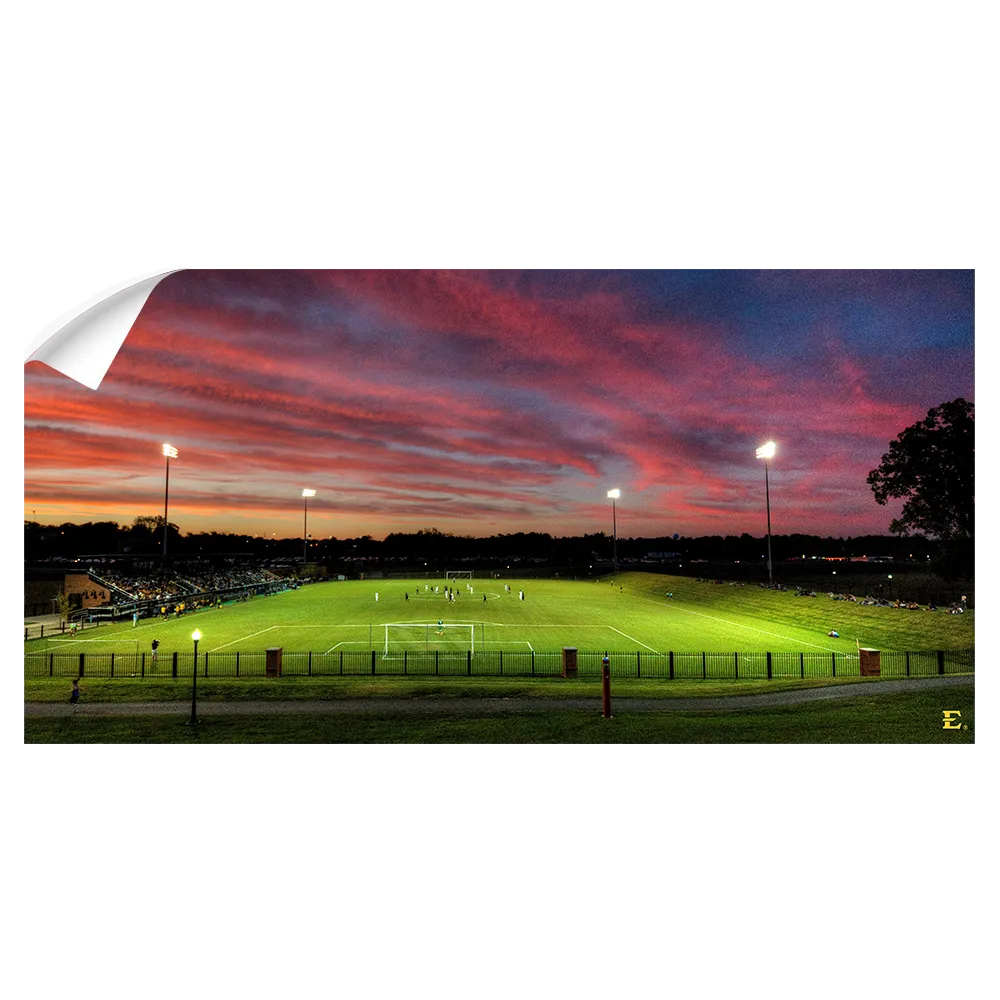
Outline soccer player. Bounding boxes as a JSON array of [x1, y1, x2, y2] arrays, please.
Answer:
[[375, 592, 379, 602]]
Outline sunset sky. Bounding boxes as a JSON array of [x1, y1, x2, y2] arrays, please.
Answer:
[[23, 269, 974, 541]]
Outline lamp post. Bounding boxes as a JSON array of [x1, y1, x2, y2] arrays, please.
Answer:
[[189, 628, 201, 725], [607, 489, 621, 573], [162, 444, 178, 558], [755, 442, 776, 587], [302, 489, 316, 563]]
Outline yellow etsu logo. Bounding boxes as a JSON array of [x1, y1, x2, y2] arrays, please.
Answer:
[[942, 711, 963, 730]]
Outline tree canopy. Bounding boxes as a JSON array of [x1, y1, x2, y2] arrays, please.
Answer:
[[867, 398, 974, 540]]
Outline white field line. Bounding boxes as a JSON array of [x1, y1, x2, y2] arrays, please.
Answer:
[[607, 626, 660, 652], [323, 642, 345, 653], [631, 592, 841, 653], [31, 638, 125, 646], [207, 626, 277, 652]]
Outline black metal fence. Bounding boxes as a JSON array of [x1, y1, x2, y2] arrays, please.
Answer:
[[24, 648, 975, 680]]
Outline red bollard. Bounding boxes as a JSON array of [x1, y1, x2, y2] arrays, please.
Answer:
[[602, 655, 612, 718]]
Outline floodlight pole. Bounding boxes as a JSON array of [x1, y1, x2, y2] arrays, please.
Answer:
[[764, 460, 773, 587], [607, 489, 621, 574], [162, 444, 178, 558], [755, 442, 776, 588], [302, 489, 316, 564]]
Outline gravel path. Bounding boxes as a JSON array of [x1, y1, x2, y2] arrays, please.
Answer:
[[24, 674, 973, 717]]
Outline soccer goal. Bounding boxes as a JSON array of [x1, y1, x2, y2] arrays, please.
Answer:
[[445, 570, 473, 580], [383, 622, 484, 653]]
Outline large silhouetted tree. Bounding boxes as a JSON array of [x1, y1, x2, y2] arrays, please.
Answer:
[[867, 398, 974, 541]]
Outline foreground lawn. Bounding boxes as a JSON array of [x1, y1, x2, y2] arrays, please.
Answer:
[[24, 687, 974, 743]]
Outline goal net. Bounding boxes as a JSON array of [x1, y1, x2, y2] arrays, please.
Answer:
[[383, 622, 484, 653], [445, 570, 474, 580]]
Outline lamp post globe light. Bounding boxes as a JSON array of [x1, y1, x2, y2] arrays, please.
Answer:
[[162, 444, 178, 558], [188, 629, 201, 725], [302, 489, 316, 564], [754, 441, 776, 587], [607, 489, 621, 573]]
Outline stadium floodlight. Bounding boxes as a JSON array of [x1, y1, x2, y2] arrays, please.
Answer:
[[755, 442, 776, 586], [161, 444, 178, 559], [302, 489, 316, 564], [189, 629, 202, 725], [607, 489, 621, 573]]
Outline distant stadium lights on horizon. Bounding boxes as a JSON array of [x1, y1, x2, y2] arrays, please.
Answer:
[[162, 443, 178, 459], [302, 488, 316, 498], [607, 488, 621, 499], [755, 441, 776, 460]]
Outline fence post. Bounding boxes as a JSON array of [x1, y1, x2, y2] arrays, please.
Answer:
[[702, 652, 706, 680], [734, 651, 738, 680], [435, 650, 439, 675], [50, 653, 54, 677], [79, 652, 85, 677], [141, 652, 145, 678], [110, 652, 115, 677], [832, 652, 837, 677], [172, 651, 178, 678], [404, 649, 407, 675], [499, 650, 503, 675], [531, 650, 535, 676], [204, 652, 209, 677], [340, 650, 343, 675], [637, 651, 641, 678], [467, 650, 472, 675], [937, 650, 945, 675], [800, 652, 804, 678], [766, 651, 772, 680], [905, 651, 910, 677], [371, 650, 376, 675]]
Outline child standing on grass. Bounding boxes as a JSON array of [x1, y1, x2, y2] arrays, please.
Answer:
[[70, 678, 81, 711]]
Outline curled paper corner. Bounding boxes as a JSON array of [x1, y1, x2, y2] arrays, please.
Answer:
[[23, 270, 184, 390]]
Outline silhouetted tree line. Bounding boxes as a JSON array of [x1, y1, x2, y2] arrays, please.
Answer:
[[25, 518, 966, 577]]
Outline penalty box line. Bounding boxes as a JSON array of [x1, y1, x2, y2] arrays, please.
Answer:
[[492, 623, 657, 653]]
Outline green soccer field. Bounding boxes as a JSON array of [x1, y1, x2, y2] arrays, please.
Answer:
[[25, 572, 974, 671]]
